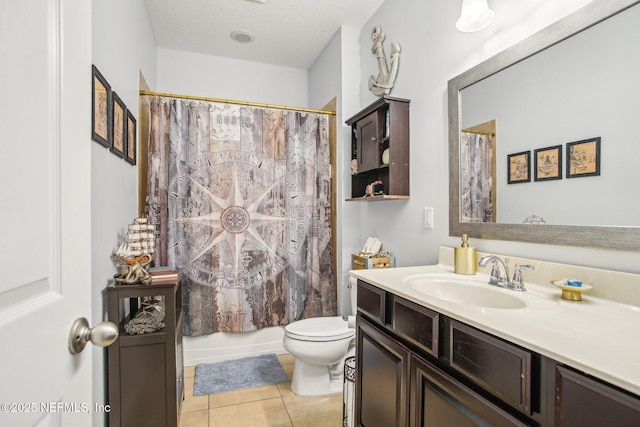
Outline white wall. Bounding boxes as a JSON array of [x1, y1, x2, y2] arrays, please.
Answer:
[[348, 0, 640, 276], [338, 26, 369, 315], [308, 28, 347, 314], [91, 1, 157, 424], [308, 26, 363, 316], [157, 48, 309, 107]]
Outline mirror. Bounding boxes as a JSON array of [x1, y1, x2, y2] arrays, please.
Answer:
[[449, 0, 640, 251]]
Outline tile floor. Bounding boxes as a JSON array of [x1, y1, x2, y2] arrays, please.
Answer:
[[178, 354, 345, 427]]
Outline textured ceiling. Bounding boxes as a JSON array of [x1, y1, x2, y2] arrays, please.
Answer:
[[144, 0, 386, 69]]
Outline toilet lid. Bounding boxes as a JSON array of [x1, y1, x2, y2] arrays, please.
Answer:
[[285, 316, 355, 341]]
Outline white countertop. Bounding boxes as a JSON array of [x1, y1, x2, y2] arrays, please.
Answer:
[[350, 263, 640, 396]]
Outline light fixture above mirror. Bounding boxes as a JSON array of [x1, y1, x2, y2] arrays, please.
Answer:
[[456, 0, 495, 32]]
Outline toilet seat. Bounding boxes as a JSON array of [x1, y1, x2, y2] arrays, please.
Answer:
[[285, 316, 355, 342]]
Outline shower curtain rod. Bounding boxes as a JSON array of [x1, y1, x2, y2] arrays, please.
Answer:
[[139, 90, 336, 116]]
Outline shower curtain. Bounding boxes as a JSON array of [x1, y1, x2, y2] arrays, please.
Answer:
[[460, 131, 494, 223], [146, 97, 336, 336]]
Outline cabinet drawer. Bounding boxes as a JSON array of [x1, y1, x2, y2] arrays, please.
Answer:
[[449, 320, 533, 413], [556, 365, 640, 426], [392, 296, 439, 357], [357, 280, 386, 324]]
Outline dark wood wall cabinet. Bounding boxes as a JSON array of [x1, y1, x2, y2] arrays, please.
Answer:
[[345, 96, 410, 201], [355, 279, 640, 427], [107, 282, 184, 427]]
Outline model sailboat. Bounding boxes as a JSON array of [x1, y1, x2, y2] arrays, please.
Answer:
[[115, 217, 155, 265], [114, 218, 155, 285]]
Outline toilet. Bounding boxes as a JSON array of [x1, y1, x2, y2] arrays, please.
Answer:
[[282, 277, 358, 396]]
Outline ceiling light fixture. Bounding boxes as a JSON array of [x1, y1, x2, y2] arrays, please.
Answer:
[[245, 0, 267, 4], [230, 30, 255, 43], [456, 0, 495, 32]]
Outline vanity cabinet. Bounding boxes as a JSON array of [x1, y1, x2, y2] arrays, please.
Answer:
[[345, 96, 410, 200], [356, 296, 534, 426], [106, 281, 184, 427], [355, 278, 640, 426]]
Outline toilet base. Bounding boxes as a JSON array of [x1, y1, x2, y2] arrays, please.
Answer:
[[290, 359, 344, 396]]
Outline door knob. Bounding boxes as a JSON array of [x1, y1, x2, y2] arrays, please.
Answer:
[[69, 317, 118, 354]]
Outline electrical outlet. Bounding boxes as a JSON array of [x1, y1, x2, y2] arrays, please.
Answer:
[[423, 207, 434, 229]]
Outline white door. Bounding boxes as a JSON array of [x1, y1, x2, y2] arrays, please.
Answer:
[[0, 1, 93, 426]]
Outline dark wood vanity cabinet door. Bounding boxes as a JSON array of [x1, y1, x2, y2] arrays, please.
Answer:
[[449, 320, 533, 414], [411, 354, 533, 427], [357, 280, 386, 324], [356, 317, 409, 427], [392, 296, 439, 357], [555, 365, 640, 426]]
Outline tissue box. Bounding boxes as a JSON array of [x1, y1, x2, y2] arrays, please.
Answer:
[[352, 253, 395, 270]]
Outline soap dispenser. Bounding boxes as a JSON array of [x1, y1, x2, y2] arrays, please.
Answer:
[[454, 234, 477, 275]]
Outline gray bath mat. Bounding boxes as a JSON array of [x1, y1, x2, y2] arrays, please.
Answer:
[[193, 353, 288, 395]]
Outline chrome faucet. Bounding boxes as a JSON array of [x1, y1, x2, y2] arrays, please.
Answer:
[[478, 255, 510, 287], [478, 256, 535, 291]]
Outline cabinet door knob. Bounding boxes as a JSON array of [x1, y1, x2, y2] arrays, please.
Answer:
[[371, 137, 377, 141]]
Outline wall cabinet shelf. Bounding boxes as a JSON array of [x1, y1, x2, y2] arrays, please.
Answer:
[[107, 281, 184, 427], [346, 96, 410, 201]]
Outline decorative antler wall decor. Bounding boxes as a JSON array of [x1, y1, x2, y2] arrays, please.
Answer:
[[368, 27, 401, 96]]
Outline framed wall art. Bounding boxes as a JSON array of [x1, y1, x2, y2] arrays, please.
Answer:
[[534, 145, 562, 181], [566, 137, 601, 178], [507, 151, 531, 184], [125, 110, 137, 165], [91, 65, 111, 148], [110, 92, 126, 158]]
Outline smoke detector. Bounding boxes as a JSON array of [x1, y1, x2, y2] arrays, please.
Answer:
[[230, 30, 255, 43]]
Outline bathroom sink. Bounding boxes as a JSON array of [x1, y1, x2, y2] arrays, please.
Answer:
[[402, 274, 526, 309]]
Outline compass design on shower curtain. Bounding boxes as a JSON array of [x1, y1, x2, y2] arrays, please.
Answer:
[[167, 151, 308, 290], [146, 100, 334, 334]]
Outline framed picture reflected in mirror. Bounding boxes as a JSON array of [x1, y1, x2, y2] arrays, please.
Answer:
[[567, 137, 600, 178], [507, 151, 530, 184], [534, 145, 562, 181]]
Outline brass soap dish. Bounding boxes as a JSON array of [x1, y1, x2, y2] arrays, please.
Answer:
[[550, 280, 592, 301]]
